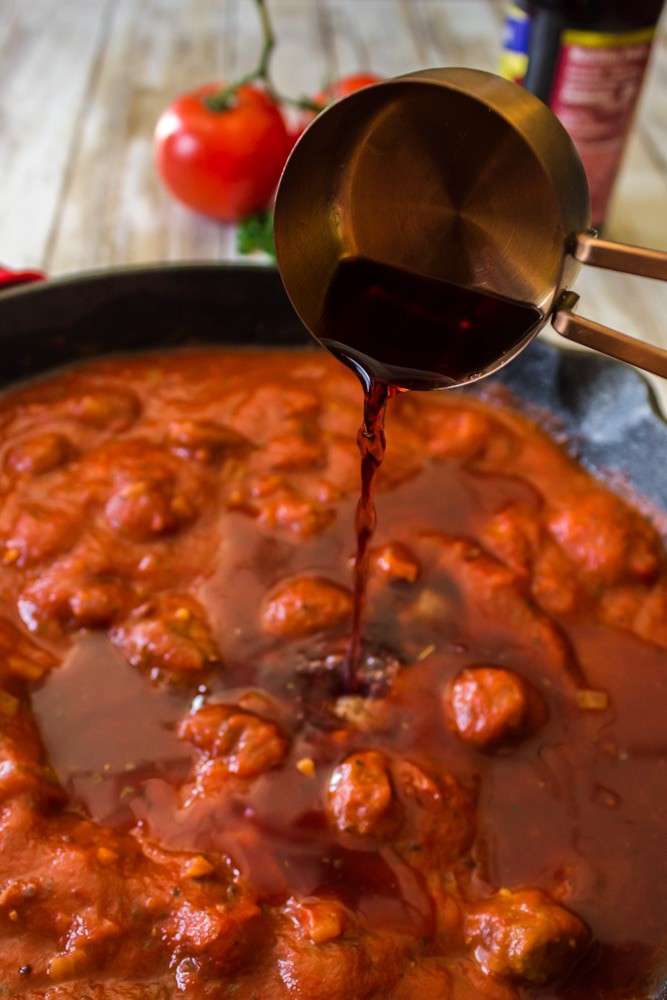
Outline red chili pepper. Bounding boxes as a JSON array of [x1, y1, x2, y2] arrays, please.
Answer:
[[0, 265, 46, 290]]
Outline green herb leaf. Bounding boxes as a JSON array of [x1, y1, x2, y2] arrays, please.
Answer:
[[237, 210, 276, 259]]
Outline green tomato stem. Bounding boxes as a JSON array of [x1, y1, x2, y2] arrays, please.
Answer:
[[202, 0, 322, 114], [256, 0, 275, 79]]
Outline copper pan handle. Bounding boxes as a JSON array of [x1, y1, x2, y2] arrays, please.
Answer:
[[552, 291, 667, 379], [573, 232, 667, 281], [552, 233, 667, 377]]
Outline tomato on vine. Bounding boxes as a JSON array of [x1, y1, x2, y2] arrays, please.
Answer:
[[291, 72, 383, 139], [313, 72, 383, 109], [154, 84, 293, 223], [153, 0, 380, 233]]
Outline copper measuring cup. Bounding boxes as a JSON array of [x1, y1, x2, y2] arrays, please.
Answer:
[[274, 67, 667, 389]]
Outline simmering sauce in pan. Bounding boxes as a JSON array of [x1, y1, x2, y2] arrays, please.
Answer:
[[0, 348, 666, 999]]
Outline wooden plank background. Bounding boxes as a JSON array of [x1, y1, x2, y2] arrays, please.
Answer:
[[0, 0, 666, 397]]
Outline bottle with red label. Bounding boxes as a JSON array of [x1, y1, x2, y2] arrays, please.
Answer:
[[500, 0, 665, 228]]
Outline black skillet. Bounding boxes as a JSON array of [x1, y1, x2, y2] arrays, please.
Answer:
[[0, 262, 666, 514], [2, 263, 667, 1000]]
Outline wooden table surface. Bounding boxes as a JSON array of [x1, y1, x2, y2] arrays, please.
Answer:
[[1, 0, 666, 400]]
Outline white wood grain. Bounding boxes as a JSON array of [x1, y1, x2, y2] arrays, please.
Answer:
[[411, 0, 503, 69], [604, 15, 667, 251], [322, 0, 425, 78], [268, 1, 333, 105], [639, 20, 667, 173], [47, 0, 238, 271], [606, 130, 667, 252], [0, 0, 112, 270]]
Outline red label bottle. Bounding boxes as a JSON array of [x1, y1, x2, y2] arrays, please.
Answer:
[[500, 0, 665, 228]]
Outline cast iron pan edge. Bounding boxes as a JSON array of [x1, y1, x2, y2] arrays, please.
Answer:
[[1, 262, 666, 513]]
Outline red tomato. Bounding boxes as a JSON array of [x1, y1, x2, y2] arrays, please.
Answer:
[[293, 72, 383, 140], [154, 84, 294, 223], [315, 72, 383, 107]]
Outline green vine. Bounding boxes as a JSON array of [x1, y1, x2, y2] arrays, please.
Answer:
[[203, 0, 320, 113]]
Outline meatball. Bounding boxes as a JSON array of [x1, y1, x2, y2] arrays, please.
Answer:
[[104, 479, 196, 540], [371, 542, 420, 584], [0, 623, 61, 804], [18, 555, 133, 632], [111, 594, 222, 677], [4, 432, 75, 477], [424, 407, 494, 461], [466, 888, 590, 985], [166, 419, 251, 462], [79, 439, 205, 542], [0, 617, 56, 684], [327, 750, 393, 837], [548, 491, 660, 586], [64, 384, 140, 431], [390, 758, 474, 868], [432, 534, 574, 677], [327, 752, 474, 866], [257, 493, 335, 539], [2, 504, 80, 568], [261, 575, 352, 638], [0, 704, 64, 805], [275, 909, 407, 1000], [263, 431, 325, 471], [230, 384, 320, 439], [480, 504, 540, 578], [178, 704, 288, 778], [446, 667, 528, 749]]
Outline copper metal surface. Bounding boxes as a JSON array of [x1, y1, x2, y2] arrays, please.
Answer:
[[553, 291, 667, 378], [573, 233, 667, 281], [274, 68, 667, 385]]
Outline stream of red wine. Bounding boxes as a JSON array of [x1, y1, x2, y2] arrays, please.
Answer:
[[344, 379, 398, 691], [322, 256, 543, 690]]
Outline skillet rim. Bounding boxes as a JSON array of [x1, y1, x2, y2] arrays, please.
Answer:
[[0, 261, 665, 514]]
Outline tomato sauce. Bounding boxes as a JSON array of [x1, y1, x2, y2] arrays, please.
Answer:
[[1, 348, 667, 999]]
